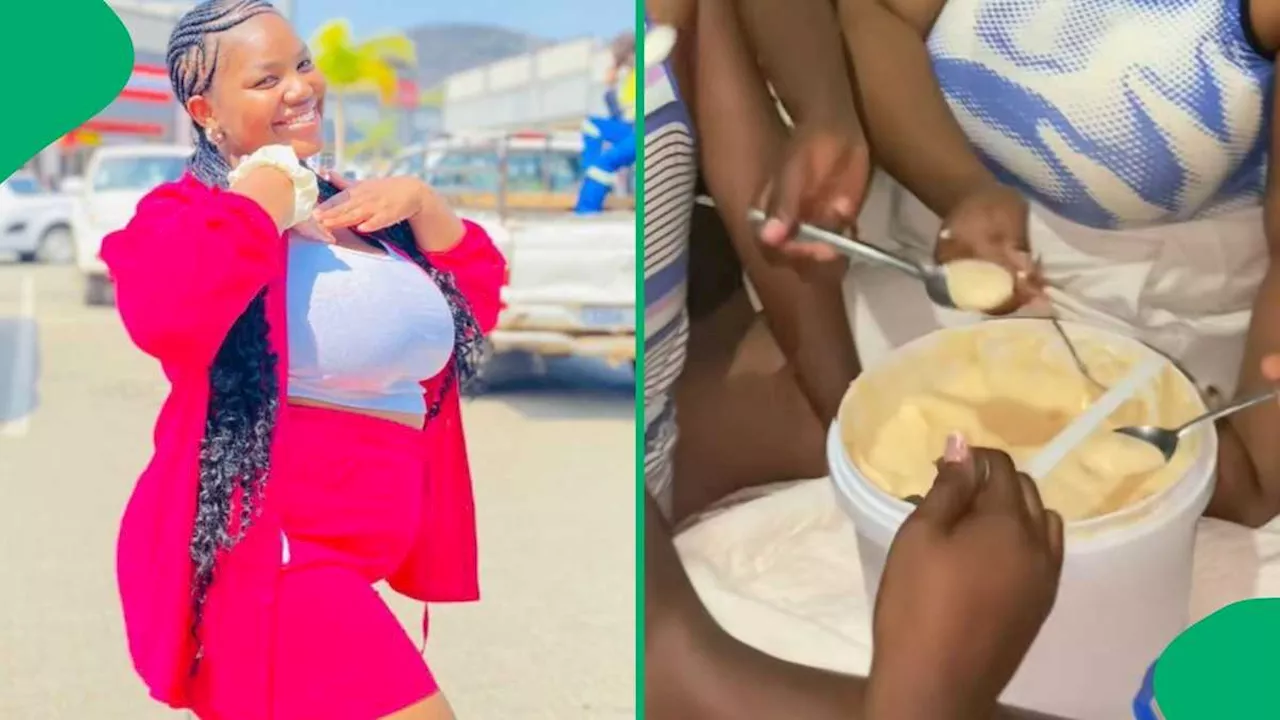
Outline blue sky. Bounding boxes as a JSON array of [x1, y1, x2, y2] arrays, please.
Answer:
[[290, 0, 633, 42]]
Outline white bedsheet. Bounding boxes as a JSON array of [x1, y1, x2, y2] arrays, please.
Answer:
[[675, 478, 1280, 677]]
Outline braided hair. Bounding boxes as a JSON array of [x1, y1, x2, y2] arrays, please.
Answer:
[[166, 0, 486, 670]]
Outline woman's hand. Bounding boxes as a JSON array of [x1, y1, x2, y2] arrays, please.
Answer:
[[867, 436, 1064, 720], [313, 172, 436, 234], [936, 183, 1045, 314], [315, 171, 464, 252], [756, 122, 872, 272]]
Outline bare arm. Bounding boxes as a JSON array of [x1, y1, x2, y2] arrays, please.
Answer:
[[735, 0, 859, 129], [230, 164, 298, 233], [645, 494, 870, 719], [645, 489, 1072, 719], [837, 0, 995, 216], [1206, 34, 1280, 526], [1201, 3, 1280, 527], [694, 0, 860, 423]]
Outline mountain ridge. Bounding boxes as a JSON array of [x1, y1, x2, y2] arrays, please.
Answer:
[[402, 24, 554, 88]]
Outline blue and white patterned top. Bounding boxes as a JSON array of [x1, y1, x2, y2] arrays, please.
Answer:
[[928, 0, 1274, 230]]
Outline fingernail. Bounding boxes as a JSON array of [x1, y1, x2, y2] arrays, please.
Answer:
[[761, 218, 786, 242], [943, 432, 969, 463], [832, 197, 854, 216], [938, 227, 952, 241]]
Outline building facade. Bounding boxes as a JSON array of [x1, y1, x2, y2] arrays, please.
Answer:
[[34, 0, 303, 182], [32, 1, 195, 181], [441, 37, 618, 134]]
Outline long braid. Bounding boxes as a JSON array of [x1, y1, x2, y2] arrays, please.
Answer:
[[166, 0, 485, 672], [168, 0, 279, 671]]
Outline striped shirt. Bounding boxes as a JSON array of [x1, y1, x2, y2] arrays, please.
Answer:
[[642, 36, 696, 517]]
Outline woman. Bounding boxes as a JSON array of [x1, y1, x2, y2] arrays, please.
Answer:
[[101, 1, 504, 718], [830, 0, 1280, 527], [576, 33, 638, 213]]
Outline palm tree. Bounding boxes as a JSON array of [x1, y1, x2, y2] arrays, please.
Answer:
[[311, 19, 416, 167]]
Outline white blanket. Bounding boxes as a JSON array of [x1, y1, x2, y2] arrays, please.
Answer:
[[676, 477, 1280, 677]]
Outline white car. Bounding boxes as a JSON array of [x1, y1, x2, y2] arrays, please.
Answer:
[[0, 172, 75, 264], [68, 144, 190, 305]]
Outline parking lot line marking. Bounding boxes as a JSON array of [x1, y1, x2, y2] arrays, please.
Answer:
[[0, 273, 36, 438]]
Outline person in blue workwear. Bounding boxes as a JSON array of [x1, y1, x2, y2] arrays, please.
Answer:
[[575, 33, 637, 213]]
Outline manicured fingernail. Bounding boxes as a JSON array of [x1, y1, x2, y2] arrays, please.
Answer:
[[761, 218, 786, 242], [943, 432, 968, 463], [903, 494, 925, 506]]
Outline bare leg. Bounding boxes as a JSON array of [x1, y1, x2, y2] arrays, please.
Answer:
[[673, 288, 827, 520], [382, 692, 456, 720], [674, 179, 828, 521]]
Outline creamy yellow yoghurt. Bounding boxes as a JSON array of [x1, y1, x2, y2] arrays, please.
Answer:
[[839, 324, 1204, 522], [942, 259, 1016, 312]]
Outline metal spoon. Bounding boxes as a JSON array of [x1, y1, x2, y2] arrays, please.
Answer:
[[693, 197, 963, 308], [698, 198, 1107, 387], [1047, 315, 1107, 392], [1115, 387, 1280, 461]]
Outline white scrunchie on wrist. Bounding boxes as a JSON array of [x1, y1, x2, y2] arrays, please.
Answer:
[[226, 144, 320, 229]]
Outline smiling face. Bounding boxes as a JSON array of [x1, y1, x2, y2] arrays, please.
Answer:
[[185, 12, 326, 161]]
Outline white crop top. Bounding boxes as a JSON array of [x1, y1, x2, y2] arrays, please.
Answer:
[[285, 233, 455, 417]]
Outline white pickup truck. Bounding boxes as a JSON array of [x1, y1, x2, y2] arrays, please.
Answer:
[[67, 144, 191, 305], [399, 131, 636, 368], [466, 209, 635, 367]]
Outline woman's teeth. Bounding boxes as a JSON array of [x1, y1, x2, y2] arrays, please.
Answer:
[[284, 109, 318, 128]]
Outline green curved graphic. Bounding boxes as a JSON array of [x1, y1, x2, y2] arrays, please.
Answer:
[[1153, 598, 1280, 717], [0, 1, 134, 180]]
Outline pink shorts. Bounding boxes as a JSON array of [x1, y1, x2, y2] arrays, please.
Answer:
[[193, 405, 437, 720]]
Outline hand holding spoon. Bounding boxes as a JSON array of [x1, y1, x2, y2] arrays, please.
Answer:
[[694, 197, 1016, 312]]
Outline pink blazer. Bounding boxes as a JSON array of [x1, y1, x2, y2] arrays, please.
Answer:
[[101, 174, 505, 710]]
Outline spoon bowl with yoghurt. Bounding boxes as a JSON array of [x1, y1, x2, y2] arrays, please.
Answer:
[[738, 205, 1016, 313], [1114, 387, 1280, 468]]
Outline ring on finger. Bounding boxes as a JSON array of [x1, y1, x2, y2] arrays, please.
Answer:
[[973, 452, 991, 485]]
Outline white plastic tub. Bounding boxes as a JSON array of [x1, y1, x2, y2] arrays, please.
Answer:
[[828, 321, 1217, 719]]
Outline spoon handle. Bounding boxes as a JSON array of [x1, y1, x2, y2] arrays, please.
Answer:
[[1176, 388, 1280, 435], [694, 195, 928, 278], [741, 208, 927, 279]]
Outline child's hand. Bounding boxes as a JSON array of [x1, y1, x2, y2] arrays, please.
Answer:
[[755, 121, 871, 273], [935, 183, 1045, 315], [867, 435, 1064, 719]]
